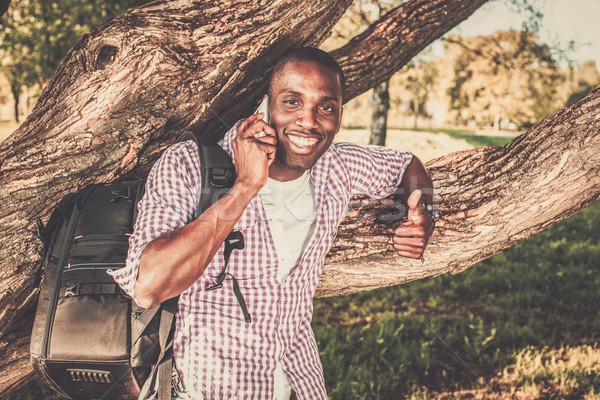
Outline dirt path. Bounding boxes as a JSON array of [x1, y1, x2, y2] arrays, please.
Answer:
[[336, 128, 475, 162], [0, 121, 19, 143]]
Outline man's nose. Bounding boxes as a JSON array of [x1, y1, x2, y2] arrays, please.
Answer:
[[295, 108, 318, 131]]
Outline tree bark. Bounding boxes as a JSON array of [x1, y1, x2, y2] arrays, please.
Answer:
[[369, 80, 389, 145], [14, 0, 600, 396]]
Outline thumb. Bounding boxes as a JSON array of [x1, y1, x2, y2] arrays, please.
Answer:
[[407, 189, 423, 223]]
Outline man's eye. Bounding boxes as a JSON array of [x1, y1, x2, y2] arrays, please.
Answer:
[[320, 104, 334, 113], [283, 99, 299, 106]]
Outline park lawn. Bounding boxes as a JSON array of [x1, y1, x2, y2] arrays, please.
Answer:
[[412, 127, 517, 147]]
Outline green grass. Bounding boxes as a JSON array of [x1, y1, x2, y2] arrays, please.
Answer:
[[10, 376, 60, 400], [411, 127, 515, 147], [313, 203, 600, 399]]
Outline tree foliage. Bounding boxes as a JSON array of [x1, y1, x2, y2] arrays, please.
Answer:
[[393, 59, 439, 128], [446, 30, 565, 129], [565, 60, 600, 106]]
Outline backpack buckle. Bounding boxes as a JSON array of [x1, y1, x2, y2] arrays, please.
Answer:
[[64, 284, 80, 297], [110, 188, 132, 202], [209, 168, 234, 188], [207, 272, 227, 291]]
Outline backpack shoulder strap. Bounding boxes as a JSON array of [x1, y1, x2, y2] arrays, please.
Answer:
[[178, 131, 236, 219]]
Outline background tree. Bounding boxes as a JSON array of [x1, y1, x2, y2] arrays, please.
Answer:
[[565, 60, 600, 106], [393, 59, 439, 129], [322, 0, 398, 145], [0, 0, 598, 396], [446, 30, 565, 129], [0, 5, 40, 122], [367, 1, 393, 145]]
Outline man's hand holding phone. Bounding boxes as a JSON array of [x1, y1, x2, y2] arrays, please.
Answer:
[[232, 112, 277, 193]]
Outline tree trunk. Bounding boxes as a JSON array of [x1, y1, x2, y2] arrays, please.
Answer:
[[14, 0, 600, 396], [413, 83, 420, 129], [367, 2, 388, 147], [369, 80, 389, 145], [10, 82, 20, 123], [0, 0, 9, 19]]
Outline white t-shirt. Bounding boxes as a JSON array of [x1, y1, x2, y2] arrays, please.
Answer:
[[259, 171, 317, 282], [258, 171, 317, 399]]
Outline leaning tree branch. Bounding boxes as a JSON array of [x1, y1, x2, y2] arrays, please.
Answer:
[[0, 2, 354, 393], [0, 0, 352, 340], [318, 87, 600, 296]]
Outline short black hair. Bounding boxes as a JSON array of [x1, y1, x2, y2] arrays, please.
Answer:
[[268, 47, 346, 101]]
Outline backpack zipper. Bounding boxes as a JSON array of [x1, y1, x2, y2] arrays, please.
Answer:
[[71, 235, 131, 247]]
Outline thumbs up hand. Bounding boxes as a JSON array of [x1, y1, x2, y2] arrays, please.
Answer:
[[392, 189, 434, 260]]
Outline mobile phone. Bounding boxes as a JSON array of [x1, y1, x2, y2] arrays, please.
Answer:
[[254, 95, 270, 124]]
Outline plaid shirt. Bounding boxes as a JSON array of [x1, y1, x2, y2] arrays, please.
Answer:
[[108, 122, 413, 399]]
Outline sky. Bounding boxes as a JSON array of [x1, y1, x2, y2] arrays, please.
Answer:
[[430, 0, 600, 68]]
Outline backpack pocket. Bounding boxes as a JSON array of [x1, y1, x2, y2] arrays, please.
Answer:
[[48, 263, 129, 360], [68, 235, 130, 265]]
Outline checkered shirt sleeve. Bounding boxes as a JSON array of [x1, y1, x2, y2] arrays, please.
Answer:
[[333, 142, 414, 198]]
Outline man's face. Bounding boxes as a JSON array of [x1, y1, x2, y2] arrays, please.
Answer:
[[268, 60, 343, 181]]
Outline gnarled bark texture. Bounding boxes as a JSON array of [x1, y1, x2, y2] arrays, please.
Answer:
[[1, 0, 598, 397]]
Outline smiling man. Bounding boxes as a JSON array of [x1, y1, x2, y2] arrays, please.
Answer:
[[109, 47, 434, 399]]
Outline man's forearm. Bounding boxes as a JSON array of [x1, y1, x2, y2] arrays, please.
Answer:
[[134, 181, 259, 309], [398, 156, 433, 205]]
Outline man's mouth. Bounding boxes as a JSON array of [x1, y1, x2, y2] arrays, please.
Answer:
[[287, 134, 319, 152]]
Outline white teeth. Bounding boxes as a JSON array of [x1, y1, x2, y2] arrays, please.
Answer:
[[289, 136, 318, 147]]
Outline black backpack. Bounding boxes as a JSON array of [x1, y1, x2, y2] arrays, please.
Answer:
[[30, 133, 236, 400]]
